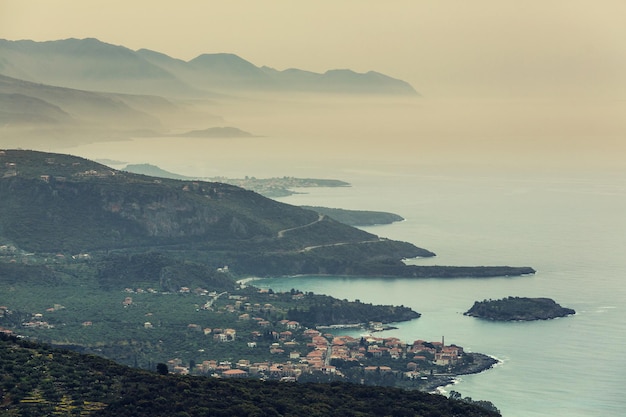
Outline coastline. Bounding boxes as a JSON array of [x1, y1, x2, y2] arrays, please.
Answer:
[[238, 275, 500, 394], [422, 353, 500, 393], [459, 352, 500, 376], [235, 276, 262, 286]]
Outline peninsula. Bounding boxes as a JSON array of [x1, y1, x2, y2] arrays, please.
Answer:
[[0, 149, 533, 391], [464, 297, 576, 321], [122, 163, 350, 197], [1, 150, 533, 280]]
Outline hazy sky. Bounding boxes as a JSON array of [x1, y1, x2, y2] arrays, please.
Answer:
[[1, 0, 625, 98]]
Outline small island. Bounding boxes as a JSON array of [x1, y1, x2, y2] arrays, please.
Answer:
[[464, 297, 575, 321]]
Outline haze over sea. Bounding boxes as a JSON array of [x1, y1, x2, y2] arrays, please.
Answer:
[[68, 97, 626, 416]]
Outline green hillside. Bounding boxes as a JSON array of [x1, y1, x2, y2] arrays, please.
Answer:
[[0, 149, 535, 279], [0, 149, 431, 277], [0, 333, 500, 417], [0, 149, 526, 403]]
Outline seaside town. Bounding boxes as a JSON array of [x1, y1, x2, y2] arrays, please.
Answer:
[[0, 281, 494, 391], [165, 326, 468, 388]]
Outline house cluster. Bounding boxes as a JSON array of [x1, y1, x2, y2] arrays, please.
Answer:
[[166, 325, 464, 381], [123, 286, 218, 296], [0, 304, 67, 332], [76, 169, 116, 178], [0, 304, 13, 335], [2, 161, 17, 177], [210, 292, 281, 318], [0, 306, 9, 318], [0, 245, 17, 254], [22, 312, 54, 329], [191, 327, 237, 342], [0, 327, 14, 336], [124, 287, 160, 294]]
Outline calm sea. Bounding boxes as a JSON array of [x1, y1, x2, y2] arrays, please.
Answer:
[[250, 169, 626, 417], [67, 97, 626, 416]]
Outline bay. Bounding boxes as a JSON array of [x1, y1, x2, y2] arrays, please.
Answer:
[[251, 170, 626, 417], [66, 97, 626, 416]]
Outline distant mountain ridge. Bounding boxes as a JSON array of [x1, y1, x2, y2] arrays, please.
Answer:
[[0, 73, 227, 148], [0, 38, 419, 96], [0, 73, 162, 128]]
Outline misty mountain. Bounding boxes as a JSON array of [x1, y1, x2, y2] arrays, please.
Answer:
[[0, 38, 418, 96], [187, 53, 275, 88], [0, 92, 73, 125], [0, 74, 225, 149], [262, 67, 419, 94], [0, 73, 160, 129], [0, 38, 199, 96]]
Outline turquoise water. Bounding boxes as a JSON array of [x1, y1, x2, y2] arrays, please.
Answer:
[[253, 170, 626, 417], [68, 131, 626, 416]]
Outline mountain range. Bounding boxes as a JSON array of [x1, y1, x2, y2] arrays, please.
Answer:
[[0, 38, 418, 97], [0, 72, 224, 147], [0, 73, 166, 128], [0, 38, 419, 147]]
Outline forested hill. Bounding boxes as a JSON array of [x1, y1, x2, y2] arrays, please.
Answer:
[[0, 333, 500, 417], [0, 149, 431, 277], [0, 149, 332, 252], [0, 149, 535, 279]]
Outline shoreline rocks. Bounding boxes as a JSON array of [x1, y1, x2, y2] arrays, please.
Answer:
[[421, 353, 500, 392]]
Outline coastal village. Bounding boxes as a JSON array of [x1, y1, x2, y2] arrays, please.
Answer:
[[0, 152, 496, 392], [166, 326, 465, 384], [0, 281, 482, 390], [136, 286, 469, 386], [0, 280, 471, 386]]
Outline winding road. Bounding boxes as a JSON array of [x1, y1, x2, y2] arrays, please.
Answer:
[[276, 213, 382, 252], [276, 213, 325, 238]]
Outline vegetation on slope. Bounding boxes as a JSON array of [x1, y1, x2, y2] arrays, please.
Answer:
[[0, 149, 533, 279], [286, 293, 419, 327], [0, 333, 500, 417], [0, 149, 536, 285], [0, 253, 420, 369]]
